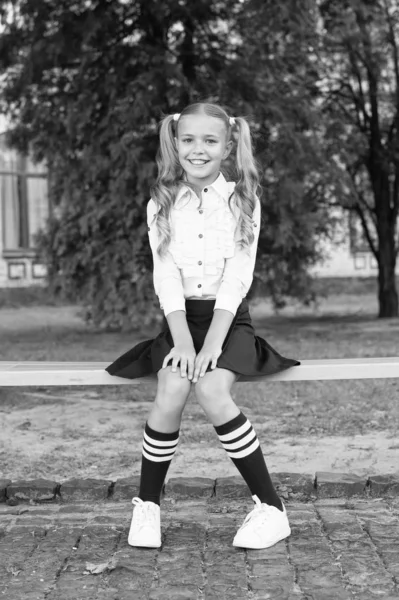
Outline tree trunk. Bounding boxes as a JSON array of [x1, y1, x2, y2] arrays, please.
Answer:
[[378, 269, 398, 318], [372, 154, 398, 318], [377, 236, 398, 318]]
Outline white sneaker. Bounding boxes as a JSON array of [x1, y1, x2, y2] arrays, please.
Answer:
[[233, 495, 291, 549], [128, 497, 161, 548]]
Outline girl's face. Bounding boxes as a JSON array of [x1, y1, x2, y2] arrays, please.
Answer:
[[175, 114, 232, 190]]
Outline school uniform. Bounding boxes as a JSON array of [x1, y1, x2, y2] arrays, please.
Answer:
[[105, 173, 299, 380]]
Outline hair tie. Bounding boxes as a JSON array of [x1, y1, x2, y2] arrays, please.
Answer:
[[173, 113, 180, 121], [229, 116, 236, 126]]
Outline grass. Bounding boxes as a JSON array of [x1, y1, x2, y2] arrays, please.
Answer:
[[0, 278, 398, 480]]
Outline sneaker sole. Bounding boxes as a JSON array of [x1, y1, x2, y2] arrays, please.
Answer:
[[128, 537, 161, 548], [232, 527, 291, 550]]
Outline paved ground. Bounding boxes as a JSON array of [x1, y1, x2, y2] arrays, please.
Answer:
[[1, 494, 399, 600]]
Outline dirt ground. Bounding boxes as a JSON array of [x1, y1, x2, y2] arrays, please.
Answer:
[[1, 386, 399, 482], [1, 293, 398, 481]]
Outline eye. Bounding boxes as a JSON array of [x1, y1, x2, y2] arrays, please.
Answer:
[[206, 139, 217, 144], [181, 138, 192, 143]]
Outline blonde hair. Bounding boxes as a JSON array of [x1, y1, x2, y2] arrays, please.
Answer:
[[150, 102, 261, 258]]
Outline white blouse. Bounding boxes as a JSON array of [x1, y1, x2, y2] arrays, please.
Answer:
[[147, 172, 261, 317]]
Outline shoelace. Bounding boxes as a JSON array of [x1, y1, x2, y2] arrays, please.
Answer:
[[241, 496, 278, 527], [132, 497, 158, 527]]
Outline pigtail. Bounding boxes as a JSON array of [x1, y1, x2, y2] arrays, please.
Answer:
[[151, 115, 184, 258], [156, 115, 182, 184], [232, 116, 261, 254]]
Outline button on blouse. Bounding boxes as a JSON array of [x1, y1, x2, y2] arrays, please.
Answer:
[[147, 172, 261, 317]]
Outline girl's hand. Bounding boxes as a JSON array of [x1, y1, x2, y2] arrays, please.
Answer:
[[192, 343, 222, 383], [162, 343, 197, 380]]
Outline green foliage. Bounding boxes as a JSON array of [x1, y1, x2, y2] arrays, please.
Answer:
[[0, 0, 350, 328], [317, 0, 399, 316]]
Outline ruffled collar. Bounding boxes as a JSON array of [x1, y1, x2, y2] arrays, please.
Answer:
[[174, 172, 232, 209]]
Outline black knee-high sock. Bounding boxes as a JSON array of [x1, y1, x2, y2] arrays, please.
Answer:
[[214, 411, 283, 510], [138, 422, 179, 506]]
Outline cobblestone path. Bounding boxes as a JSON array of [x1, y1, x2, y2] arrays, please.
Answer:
[[1, 496, 399, 599]]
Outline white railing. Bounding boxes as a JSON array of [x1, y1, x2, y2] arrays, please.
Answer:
[[0, 357, 399, 386]]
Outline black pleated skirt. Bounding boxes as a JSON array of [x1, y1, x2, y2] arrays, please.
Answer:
[[105, 298, 300, 382]]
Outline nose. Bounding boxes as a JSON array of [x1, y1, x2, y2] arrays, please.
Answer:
[[192, 140, 205, 154]]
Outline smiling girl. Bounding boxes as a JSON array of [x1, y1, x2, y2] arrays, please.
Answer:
[[106, 102, 300, 550]]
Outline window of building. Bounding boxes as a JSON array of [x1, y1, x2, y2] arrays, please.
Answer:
[[0, 135, 49, 255]]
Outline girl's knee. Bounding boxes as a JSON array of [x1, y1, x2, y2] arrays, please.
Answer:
[[194, 374, 230, 403], [155, 366, 192, 411], [194, 379, 228, 413]]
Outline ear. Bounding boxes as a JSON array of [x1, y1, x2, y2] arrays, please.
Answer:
[[222, 140, 233, 160]]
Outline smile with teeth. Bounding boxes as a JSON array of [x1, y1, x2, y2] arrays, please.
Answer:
[[188, 159, 209, 165]]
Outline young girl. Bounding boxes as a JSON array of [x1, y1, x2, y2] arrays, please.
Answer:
[[106, 102, 300, 550]]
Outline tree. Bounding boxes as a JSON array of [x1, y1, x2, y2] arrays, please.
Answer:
[[0, 0, 340, 328], [222, 0, 338, 306], [318, 0, 399, 317], [0, 0, 239, 328]]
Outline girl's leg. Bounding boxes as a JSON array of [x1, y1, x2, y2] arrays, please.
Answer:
[[138, 366, 192, 505], [194, 367, 282, 510]]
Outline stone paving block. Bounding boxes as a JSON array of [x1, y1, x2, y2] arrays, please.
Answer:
[[214, 475, 251, 499], [163, 521, 206, 549], [149, 584, 199, 599], [14, 514, 56, 527], [112, 475, 140, 501], [297, 575, 351, 600], [105, 545, 157, 599], [0, 527, 81, 599], [6, 478, 58, 503], [59, 504, 94, 514], [53, 525, 121, 599], [356, 596, 399, 600], [315, 472, 367, 497], [165, 476, 214, 499], [272, 472, 316, 500], [204, 552, 247, 592], [246, 542, 287, 562], [155, 561, 202, 586], [206, 513, 238, 548], [202, 582, 247, 600], [164, 498, 208, 517], [204, 546, 241, 567], [350, 498, 390, 514], [59, 477, 111, 501], [368, 474, 399, 497], [0, 527, 48, 595], [249, 580, 294, 597], [0, 478, 11, 503], [246, 550, 296, 596]]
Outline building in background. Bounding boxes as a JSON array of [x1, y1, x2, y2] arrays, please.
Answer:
[[0, 131, 49, 287], [310, 210, 392, 278]]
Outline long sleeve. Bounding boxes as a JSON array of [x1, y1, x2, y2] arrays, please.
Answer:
[[147, 199, 186, 317], [214, 199, 261, 316]]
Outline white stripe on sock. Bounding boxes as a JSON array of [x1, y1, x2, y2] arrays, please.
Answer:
[[142, 439, 178, 456], [143, 430, 179, 447], [217, 420, 252, 442], [225, 438, 260, 459], [220, 429, 257, 451], [142, 448, 175, 462]]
